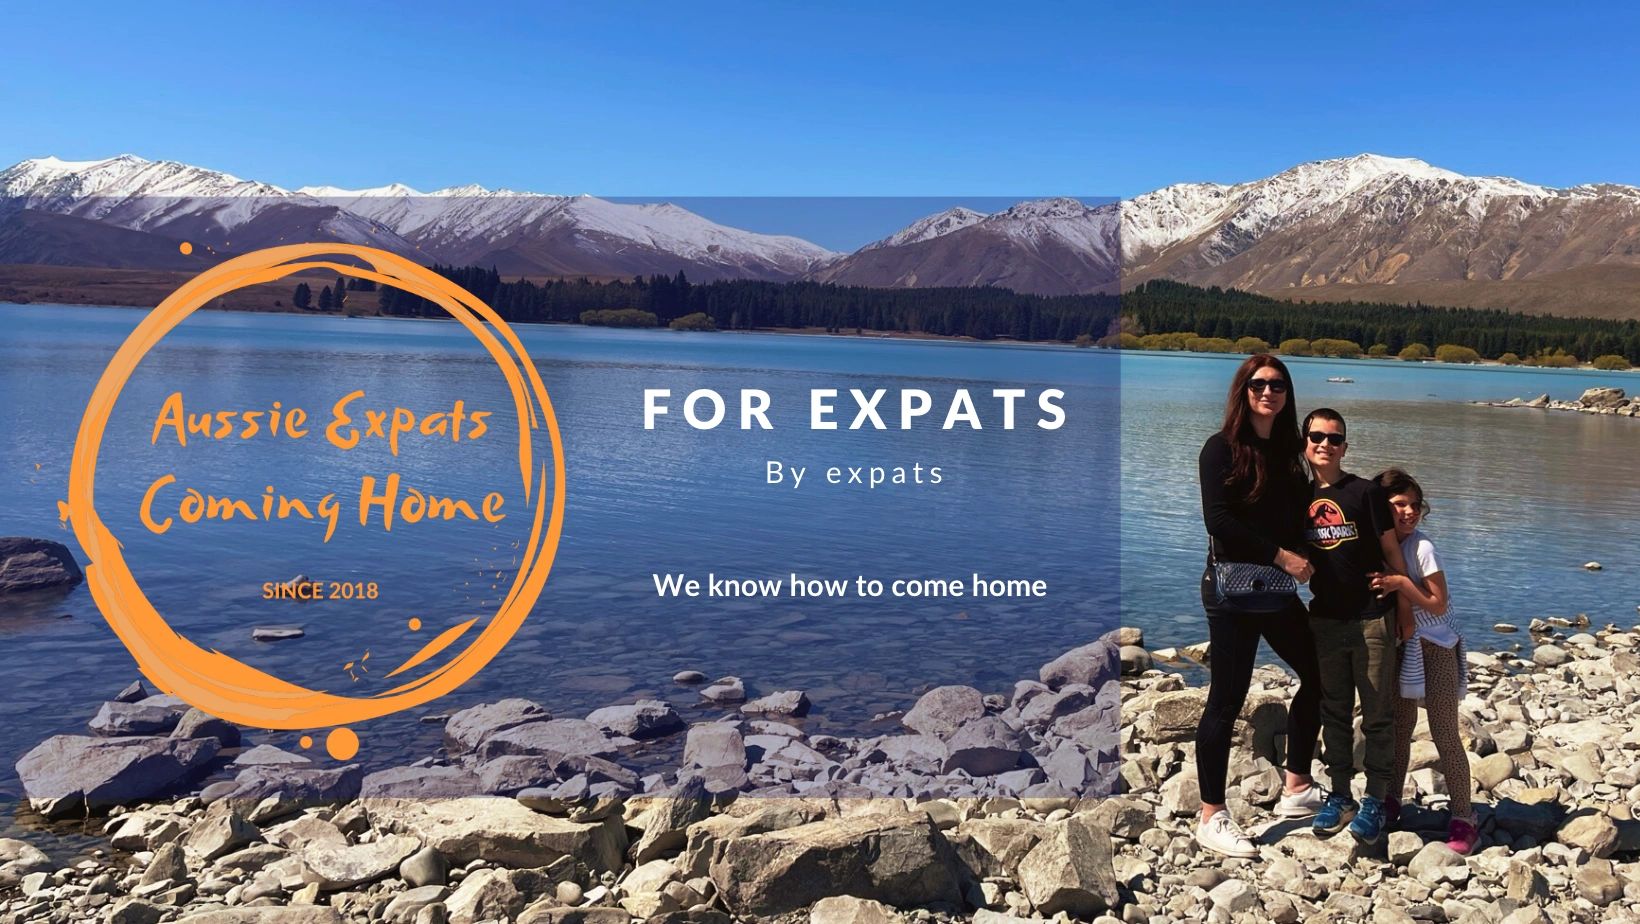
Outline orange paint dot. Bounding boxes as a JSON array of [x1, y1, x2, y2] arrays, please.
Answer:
[[326, 727, 360, 761], [298, 735, 313, 749], [178, 241, 193, 255], [407, 617, 422, 631]]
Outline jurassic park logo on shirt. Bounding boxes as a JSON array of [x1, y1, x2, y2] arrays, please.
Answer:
[[1305, 498, 1360, 550]]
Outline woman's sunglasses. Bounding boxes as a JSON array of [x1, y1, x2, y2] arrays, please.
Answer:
[[1306, 431, 1346, 446], [1247, 378, 1289, 394]]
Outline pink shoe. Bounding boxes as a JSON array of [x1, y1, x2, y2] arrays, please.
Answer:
[[1447, 818, 1479, 855]]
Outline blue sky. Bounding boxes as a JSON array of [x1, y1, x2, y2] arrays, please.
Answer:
[[4, 2, 1638, 205]]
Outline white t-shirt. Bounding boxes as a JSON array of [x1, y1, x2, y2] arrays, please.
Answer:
[[1400, 528, 1458, 644]]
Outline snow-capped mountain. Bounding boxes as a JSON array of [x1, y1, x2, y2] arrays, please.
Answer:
[[295, 183, 836, 279], [0, 155, 835, 278], [813, 198, 1121, 294], [7, 152, 1640, 309], [1119, 153, 1640, 290]]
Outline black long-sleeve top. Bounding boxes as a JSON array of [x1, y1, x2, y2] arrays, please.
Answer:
[[1198, 431, 1307, 565]]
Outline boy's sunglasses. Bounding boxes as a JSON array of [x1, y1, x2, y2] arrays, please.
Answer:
[[1306, 431, 1346, 446], [1247, 378, 1288, 394]]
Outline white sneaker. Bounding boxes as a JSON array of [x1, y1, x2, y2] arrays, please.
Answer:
[[1195, 810, 1260, 859], [1274, 783, 1330, 819]]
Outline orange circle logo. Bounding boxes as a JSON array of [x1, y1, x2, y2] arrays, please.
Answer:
[[62, 244, 565, 747]]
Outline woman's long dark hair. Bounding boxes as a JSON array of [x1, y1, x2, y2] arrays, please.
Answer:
[[1220, 354, 1304, 501]]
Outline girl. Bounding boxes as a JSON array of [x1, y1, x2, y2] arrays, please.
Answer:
[[1371, 468, 1477, 854]]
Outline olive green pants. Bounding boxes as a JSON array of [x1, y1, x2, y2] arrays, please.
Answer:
[[1309, 613, 1398, 799]]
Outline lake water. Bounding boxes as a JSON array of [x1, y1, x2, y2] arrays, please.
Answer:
[[2, 303, 1638, 845]]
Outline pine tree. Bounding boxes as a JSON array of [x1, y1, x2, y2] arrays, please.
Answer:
[[293, 283, 312, 310], [334, 275, 347, 310], [319, 286, 333, 311]]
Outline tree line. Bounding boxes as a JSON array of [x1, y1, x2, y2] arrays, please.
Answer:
[[286, 267, 1640, 363]]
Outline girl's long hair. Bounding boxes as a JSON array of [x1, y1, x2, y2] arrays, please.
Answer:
[[1220, 354, 1304, 501]]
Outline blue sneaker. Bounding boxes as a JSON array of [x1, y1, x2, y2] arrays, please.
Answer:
[[1313, 792, 1359, 836], [1349, 795, 1386, 845]]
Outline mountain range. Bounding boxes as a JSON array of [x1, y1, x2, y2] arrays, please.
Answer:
[[5, 153, 1640, 317]]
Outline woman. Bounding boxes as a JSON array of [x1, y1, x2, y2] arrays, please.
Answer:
[[1193, 354, 1326, 858]]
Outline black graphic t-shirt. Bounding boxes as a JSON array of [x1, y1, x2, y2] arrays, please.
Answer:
[[1305, 472, 1396, 618]]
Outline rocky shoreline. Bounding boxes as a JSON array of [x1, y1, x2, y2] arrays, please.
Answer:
[[1474, 386, 1639, 417], [2, 618, 1638, 923]]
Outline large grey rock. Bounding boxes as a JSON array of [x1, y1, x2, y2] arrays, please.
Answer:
[[941, 716, 1024, 776], [699, 676, 747, 704], [902, 686, 985, 739], [233, 745, 311, 766], [15, 734, 218, 817], [184, 802, 261, 861], [709, 813, 962, 915], [443, 699, 549, 752], [446, 868, 526, 924], [1578, 386, 1626, 408], [140, 842, 187, 887], [1574, 860, 1623, 905], [0, 837, 51, 888], [948, 817, 1044, 879], [1039, 639, 1118, 691], [399, 846, 448, 888], [361, 766, 481, 799], [585, 700, 685, 740], [89, 700, 185, 736], [0, 537, 83, 593], [632, 775, 713, 862], [1557, 812, 1619, 858], [300, 834, 420, 890], [683, 723, 747, 770], [475, 719, 616, 763], [215, 764, 363, 804], [1015, 816, 1120, 917], [367, 796, 625, 871], [383, 885, 449, 924], [678, 801, 830, 878], [1147, 689, 1206, 743], [741, 691, 811, 717], [171, 708, 242, 747], [1408, 842, 1469, 884], [476, 755, 561, 794]]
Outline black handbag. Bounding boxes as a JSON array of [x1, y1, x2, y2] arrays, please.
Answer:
[[1206, 539, 1298, 614]]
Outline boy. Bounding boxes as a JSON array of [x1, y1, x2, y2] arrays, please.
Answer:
[[1301, 408, 1411, 844]]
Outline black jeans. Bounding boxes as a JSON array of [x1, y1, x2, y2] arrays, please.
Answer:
[[1193, 597, 1322, 805]]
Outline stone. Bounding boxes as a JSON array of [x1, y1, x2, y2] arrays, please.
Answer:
[[171, 708, 242, 746], [940, 716, 1024, 776], [1577, 386, 1625, 408], [15, 734, 218, 817], [366, 796, 625, 871], [399, 845, 448, 887], [1504, 859, 1549, 903], [1040, 639, 1118, 690], [1119, 646, 1152, 676], [678, 801, 830, 878], [1531, 645, 1568, 666], [902, 685, 986, 739], [1207, 878, 1257, 914], [1557, 812, 1619, 858], [673, 670, 707, 684], [1388, 830, 1423, 865], [184, 802, 260, 861], [141, 842, 188, 887], [475, 719, 616, 763], [740, 690, 812, 717], [360, 766, 481, 799], [476, 755, 561, 794], [300, 834, 419, 890], [1574, 859, 1623, 905], [443, 698, 549, 751], [632, 775, 713, 862], [1016, 816, 1119, 917], [251, 626, 305, 641], [517, 907, 630, 924], [683, 723, 747, 770], [586, 700, 686, 739], [556, 881, 583, 905], [233, 744, 311, 766], [1408, 842, 1469, 885], [445, 868, 525, 924], [264, 816, 347, 850], [0, 536, 83, 593], [1147, 690, 1206, 743], [699, 676, 747, 704], [384, 885, 450, 924], [709, 813, 962, 915], [89, 700, 186, 736], [106, 899, 166, 924], [1157, 766, 1199, 817], [216, 763, 363, 803], [808, 895, 901, 924], [1473, 752, 1516, 791], [170, 911, 343, 923]]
